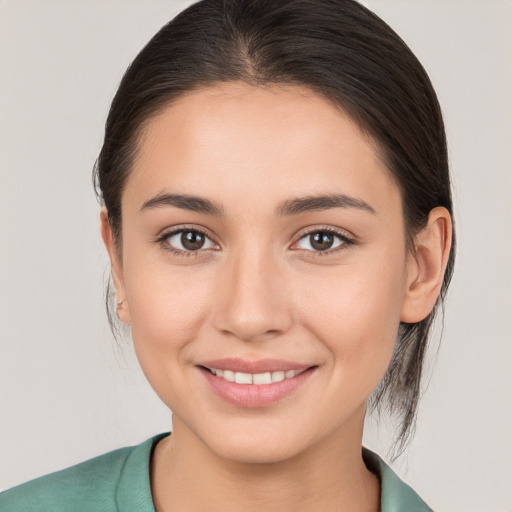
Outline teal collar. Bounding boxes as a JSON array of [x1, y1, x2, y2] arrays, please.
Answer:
[[116, 434, 432, 511], [363, 448, 433, 511]]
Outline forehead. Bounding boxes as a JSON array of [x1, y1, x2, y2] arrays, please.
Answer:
[[125, 82, 400, 216]]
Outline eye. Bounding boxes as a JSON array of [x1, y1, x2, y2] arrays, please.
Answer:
[[164, 229, 216, 252], [295, 230, 350, 252]]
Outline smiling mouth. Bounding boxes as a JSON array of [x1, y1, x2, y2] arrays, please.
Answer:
[[198, 361, 316, 407], [202, 367, 307, 385]]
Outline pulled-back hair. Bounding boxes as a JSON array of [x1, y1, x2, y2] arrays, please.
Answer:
[[94, 0, 455, 457]]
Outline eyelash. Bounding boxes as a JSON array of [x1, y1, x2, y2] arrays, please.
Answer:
[[155, 225, 355, 258], [155, 225, 216, 258], [292, 226, 355, 257]]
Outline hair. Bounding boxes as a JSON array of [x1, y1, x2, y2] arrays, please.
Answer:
[[93, 0, 455, 457]]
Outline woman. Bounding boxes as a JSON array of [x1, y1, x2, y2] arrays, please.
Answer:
[[1, 0, 454, 510]]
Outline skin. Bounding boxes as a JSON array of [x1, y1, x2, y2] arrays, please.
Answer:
[[101, 82, 452, 512]]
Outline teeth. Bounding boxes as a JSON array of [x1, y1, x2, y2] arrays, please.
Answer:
[[208, 368, 305, 385], [223, 370, 235, 382], [235, 372, 253, 384], [253, 372, 272, 385], [271, 371, 285, 383]]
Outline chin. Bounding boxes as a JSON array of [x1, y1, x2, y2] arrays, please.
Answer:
[[212, 438, 301, 465], [196, 421, 310, 465]]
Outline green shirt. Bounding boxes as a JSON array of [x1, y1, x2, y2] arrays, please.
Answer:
[[0, 433, 432, 511]]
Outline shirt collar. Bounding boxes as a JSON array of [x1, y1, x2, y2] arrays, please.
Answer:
[[363, 448, 433, 511], [115, 434, 432, 511]]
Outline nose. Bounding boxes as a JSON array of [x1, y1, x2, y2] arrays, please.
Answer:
[[213, 246, 293, 342]]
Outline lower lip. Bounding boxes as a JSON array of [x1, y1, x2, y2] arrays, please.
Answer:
[[199, 367, 315, 408]]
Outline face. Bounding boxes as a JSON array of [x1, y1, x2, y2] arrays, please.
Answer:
[[109, 82, 415, 463]]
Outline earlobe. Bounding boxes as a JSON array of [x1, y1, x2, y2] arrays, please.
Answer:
[[100, 208, 131, 325], [400, 207, 452, 323]]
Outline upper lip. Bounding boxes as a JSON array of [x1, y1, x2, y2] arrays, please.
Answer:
[[199, 358, 313, 374]]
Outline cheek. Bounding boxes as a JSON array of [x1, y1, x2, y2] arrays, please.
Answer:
[[295, 251, 408, 389], [122, 255, 213, 373]]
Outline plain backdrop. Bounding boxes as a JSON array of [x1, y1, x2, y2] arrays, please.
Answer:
[[0, 1, 511, 511]]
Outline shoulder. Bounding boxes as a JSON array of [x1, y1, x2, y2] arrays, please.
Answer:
[[363, 448, 434, 512], [0, 446, 135, 512], [0, 434, 167, 512]]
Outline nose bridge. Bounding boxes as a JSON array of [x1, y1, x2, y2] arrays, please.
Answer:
[[213, 240, 292, 341]]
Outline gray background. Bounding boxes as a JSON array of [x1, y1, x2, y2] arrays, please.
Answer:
[[0, 1, 511, 511]]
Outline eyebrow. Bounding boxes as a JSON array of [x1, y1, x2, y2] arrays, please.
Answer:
[[139, 192, 375, 217], [139, 192, 225, 216], [276, 194, 376, 216]]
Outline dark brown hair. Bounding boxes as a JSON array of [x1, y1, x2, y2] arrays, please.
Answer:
[[94, 0, 455, 457]]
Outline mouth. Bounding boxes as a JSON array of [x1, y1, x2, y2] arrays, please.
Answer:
[[201, 366, 307, 385], [197, 358, 317, 408]]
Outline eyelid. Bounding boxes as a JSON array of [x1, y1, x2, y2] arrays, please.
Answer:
[[290, 225, 356, 254], [155, 224, 220, 255], [155, 224, 355, 257]]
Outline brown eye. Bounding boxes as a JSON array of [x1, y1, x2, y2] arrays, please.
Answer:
[[296, 230, 346, 252], [166, 230, 215, 252], [310, 232, 334, 251], [181, 231, 205, 250]]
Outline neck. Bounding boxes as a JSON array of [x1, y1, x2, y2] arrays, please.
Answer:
[[151, 411, 380, 512]]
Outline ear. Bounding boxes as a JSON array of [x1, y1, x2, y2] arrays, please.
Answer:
[[401, 207, 453, 323], [100, 207, 131, 325]]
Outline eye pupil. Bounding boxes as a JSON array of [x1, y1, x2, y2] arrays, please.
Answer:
[[181, 231, 205, 250], [310, 232, 334, 251]]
